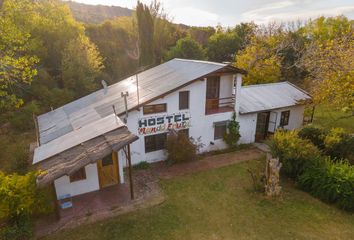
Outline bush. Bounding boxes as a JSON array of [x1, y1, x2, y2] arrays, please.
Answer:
[[269, 130, 321, 178], [133, 161, 150, 170], [166, 131, 198, 165], [324, 128, 354, 162], [298, 158, 354, 212], [298, 125, 327, 150], [223, 112, 241, 148], [0, 171, 51, 239]]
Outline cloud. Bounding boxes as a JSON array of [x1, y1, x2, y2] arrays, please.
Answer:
[[168, 7, 219, 26]]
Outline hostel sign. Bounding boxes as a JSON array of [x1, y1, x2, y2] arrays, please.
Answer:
[[138, 113, 190, 135]]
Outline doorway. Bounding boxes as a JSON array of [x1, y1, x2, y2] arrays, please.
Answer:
[[255, 112, 270, 142], [97, 152, 119, 188]]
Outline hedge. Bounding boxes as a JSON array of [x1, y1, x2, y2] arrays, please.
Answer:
[[270, 129, 354, 212]]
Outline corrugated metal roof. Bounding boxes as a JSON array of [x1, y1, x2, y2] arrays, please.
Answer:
[[37, 58, 241, 145], [239, 82, 311, 114], [33, 114, 126, 164]]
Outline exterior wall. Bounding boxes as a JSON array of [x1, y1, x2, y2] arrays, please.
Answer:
[[54, 163, 100, 199], [238, 104, 305, 144], [238, 113, 257, 143], [122, 74, 235, 165]]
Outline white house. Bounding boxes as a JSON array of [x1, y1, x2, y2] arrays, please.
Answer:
[[32, 58, 311, 200]]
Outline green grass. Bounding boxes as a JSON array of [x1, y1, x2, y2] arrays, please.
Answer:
[[44, 158, 354, 240], [311, 105, 354, 133]]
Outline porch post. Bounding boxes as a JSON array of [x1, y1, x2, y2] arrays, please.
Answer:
[[118, 151, 125, 184], [234, 73, 242, 120], [51, 182, 60, 220], [127, 144, 134, 200]]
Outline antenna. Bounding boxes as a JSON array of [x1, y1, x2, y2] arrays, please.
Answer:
[[121, 91, 129, 123], [101, 80, 108, 94]]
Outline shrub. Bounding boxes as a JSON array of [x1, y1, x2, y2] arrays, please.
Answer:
[[298, 125, 327, 150], [269, 130, 321, 178], [166, 131, 198, 165], [0, 171, 51, 239], [223, 112, 241, 148], [133, 161, 150, 170], [298, 158, 354, 212], [323, 128, 354, 162]]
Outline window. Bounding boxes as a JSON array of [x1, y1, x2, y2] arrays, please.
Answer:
[[145, 133, 167, 153], [143, 104, 167, 115], [179, 128, 189, 137], [214, 121, 228, 140], [179, 91, 189, 110], [69, 167, 86, 182], [102, 154, 113, 167], [280, 110, 290, 126]]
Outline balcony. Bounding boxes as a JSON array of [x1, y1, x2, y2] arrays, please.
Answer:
[[205, 96, 235, 115]]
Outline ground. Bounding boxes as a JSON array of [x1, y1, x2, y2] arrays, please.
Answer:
[[43, 157, 354, 240]]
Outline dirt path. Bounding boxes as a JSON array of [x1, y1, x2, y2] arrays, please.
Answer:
[[151, 148, 264, 179]]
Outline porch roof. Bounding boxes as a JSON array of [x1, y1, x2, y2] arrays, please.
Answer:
[[239, 82, 311, 114], [33, 115, 138, 187]]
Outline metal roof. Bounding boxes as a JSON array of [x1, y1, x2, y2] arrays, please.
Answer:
[[33, 114, 127, 164], [239, 82, 311, 114], [34, 58, 243, 164]]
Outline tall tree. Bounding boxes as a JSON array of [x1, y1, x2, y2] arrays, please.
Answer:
[[0, 0, 38, 110], [300, 28, 354, 112], [165, 37, 206, 60], [207, 30, 242, 62], [136, 1, 154, 67], [61, 35, 103, 96], [235, 34, 282, 85]]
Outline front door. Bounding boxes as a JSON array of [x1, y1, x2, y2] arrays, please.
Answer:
[[255, 112, 270, 142], [97, 152, 119, 188]]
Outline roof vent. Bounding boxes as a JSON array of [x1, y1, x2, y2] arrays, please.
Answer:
[[222, 61, 231, 65], [101, 80, 108, 94]]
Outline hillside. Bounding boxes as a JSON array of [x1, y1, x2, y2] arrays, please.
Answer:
[[65, 1, 133, 24]]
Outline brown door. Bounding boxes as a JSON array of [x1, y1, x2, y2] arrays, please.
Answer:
[[206, 76, 220, 111], [97, 152, 119, 188], [255, 112, 270, 142]]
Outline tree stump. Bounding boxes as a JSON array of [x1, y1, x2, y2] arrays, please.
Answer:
[[265, 153, 282, 197]]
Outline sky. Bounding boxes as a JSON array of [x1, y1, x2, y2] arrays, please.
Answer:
[[71, 0, 354, 26]]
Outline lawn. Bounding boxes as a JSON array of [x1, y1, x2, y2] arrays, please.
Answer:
[[44, 158, 354, 240], [311, 104, 354, 133]]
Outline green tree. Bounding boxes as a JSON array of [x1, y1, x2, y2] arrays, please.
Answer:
[[188, 26, 215, 47], [207, 30, 242, 62], [165, 37, 206, 60], [0, 0, 38, 110], [136, 1, 154, 67], [61, 36, 103, 96], [235, 35, 282, 85]]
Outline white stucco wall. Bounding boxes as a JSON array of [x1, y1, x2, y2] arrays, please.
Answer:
[[54, 163, 100, 199], [238, 113, 257, 143], [122, 74, 235, 164]]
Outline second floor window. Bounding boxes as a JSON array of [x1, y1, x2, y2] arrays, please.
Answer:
[[179, 91, 189, 110], [143, 103, 167, 115]]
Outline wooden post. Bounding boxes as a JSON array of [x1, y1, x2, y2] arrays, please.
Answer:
[[127, 144, 134, 200], [51, 183, 60, 220]]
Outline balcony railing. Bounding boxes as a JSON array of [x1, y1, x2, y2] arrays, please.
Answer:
[[205, 96, 235, 115]]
